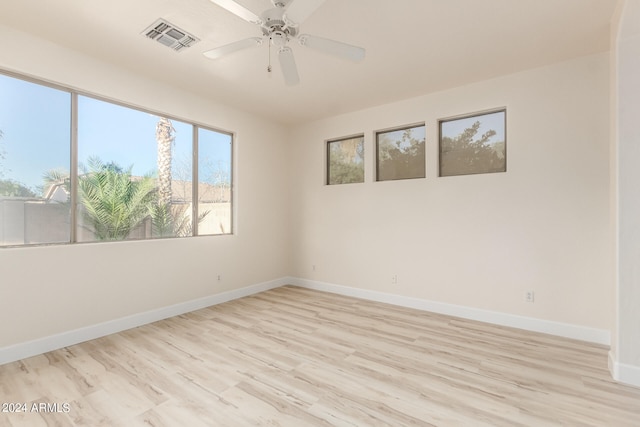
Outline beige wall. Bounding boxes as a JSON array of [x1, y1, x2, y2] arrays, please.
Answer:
[[289, 52, 612, 330], [0, 25, 291, 348]]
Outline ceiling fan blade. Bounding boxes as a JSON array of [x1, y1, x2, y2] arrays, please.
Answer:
[[208, 0, 262, 24], [203, 37, 262, 60], [278, 47, 300, 86], [298, 34, 365, 62], [283, 0, 326, 25]]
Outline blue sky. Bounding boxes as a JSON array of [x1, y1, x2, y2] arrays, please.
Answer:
[[379, 124, 426, 148], [440, 110, 505, 144], [0, 75, 70, 189], [0, 73, 231, 191]]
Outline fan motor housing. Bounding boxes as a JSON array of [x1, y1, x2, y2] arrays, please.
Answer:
[[260, 8, 298, 39], [271, 0, 294, 8]]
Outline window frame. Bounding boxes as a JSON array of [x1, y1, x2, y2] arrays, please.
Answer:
[[0, 69, 234, 248], [195, 125, 234, 236], [438, 108, 507, 177], [326, 134, 365, 186]]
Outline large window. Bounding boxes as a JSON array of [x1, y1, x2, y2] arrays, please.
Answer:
[[0, 72, 232, 247]]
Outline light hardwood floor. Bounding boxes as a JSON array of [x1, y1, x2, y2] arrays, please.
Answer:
[[1, 285, 639, 426]]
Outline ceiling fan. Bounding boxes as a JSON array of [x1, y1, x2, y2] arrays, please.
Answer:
[[203, 0, 365, 85]]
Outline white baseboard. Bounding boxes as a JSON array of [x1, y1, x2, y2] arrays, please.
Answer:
[[0, 277, 287, 366], [609, 350, 640, 388], [289, 278, 611, 346], [0, 276, 614, 368]]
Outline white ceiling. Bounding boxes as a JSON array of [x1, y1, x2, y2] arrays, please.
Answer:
[[0, 0, 618, 125]]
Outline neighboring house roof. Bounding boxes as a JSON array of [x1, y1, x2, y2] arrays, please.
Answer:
[[44, 184, 70, 203], [171, 180, 231, 203]]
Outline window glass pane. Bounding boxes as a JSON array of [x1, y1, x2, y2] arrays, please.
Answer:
[[327, 136, 364, 185], [77, 96, 193, 241], [0, 74, 71, 246], [197, 128, 232, 235], [376, 124, 426, 181], [439, 110, 506, 177]]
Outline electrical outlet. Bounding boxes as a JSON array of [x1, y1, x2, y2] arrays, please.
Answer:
[[525, 290, 535, 303], [391, 274, 398, 284], [217, 275, 222, 281]]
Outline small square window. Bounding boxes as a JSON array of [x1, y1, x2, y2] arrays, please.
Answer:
[[327, 135, 364, 185], [376, 124, 426, 181]]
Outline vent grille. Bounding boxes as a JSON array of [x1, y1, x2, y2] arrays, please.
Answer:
[[143, 19, 200, 52]]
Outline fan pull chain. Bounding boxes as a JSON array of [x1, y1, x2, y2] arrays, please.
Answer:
[[267, 39, 272, 74]]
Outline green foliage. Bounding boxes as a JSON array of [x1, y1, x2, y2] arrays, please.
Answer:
[[78, 157, 156, 241], [149, 203, 210, 238], [440, 121, 505, 176], [45, 156, 211, 241], [0, 179, 36, 197], [377, 128, 425, 181], [328, 138, 364, 185], [149, 202, 174, 238]]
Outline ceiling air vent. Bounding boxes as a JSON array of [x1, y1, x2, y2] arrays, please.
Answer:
[[143, 19, 200, 52]]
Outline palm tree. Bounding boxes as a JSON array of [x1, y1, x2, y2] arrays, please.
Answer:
[[78, 157, 156, 240], [153, 117, 210, 238], [149, 202, 209, 238], [155, 117, 174, 206]]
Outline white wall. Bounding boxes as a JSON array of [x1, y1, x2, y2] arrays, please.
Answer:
[[0, 25, 291, 349], [613, 0, 640, 386], [0, 23, 617, 367], [289, 53, 612, 331]]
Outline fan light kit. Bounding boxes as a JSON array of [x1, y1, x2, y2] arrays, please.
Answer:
[[204, 0, 365, 85]]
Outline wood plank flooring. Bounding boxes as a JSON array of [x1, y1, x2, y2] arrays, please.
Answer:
[[1, 285, 639, 426]]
